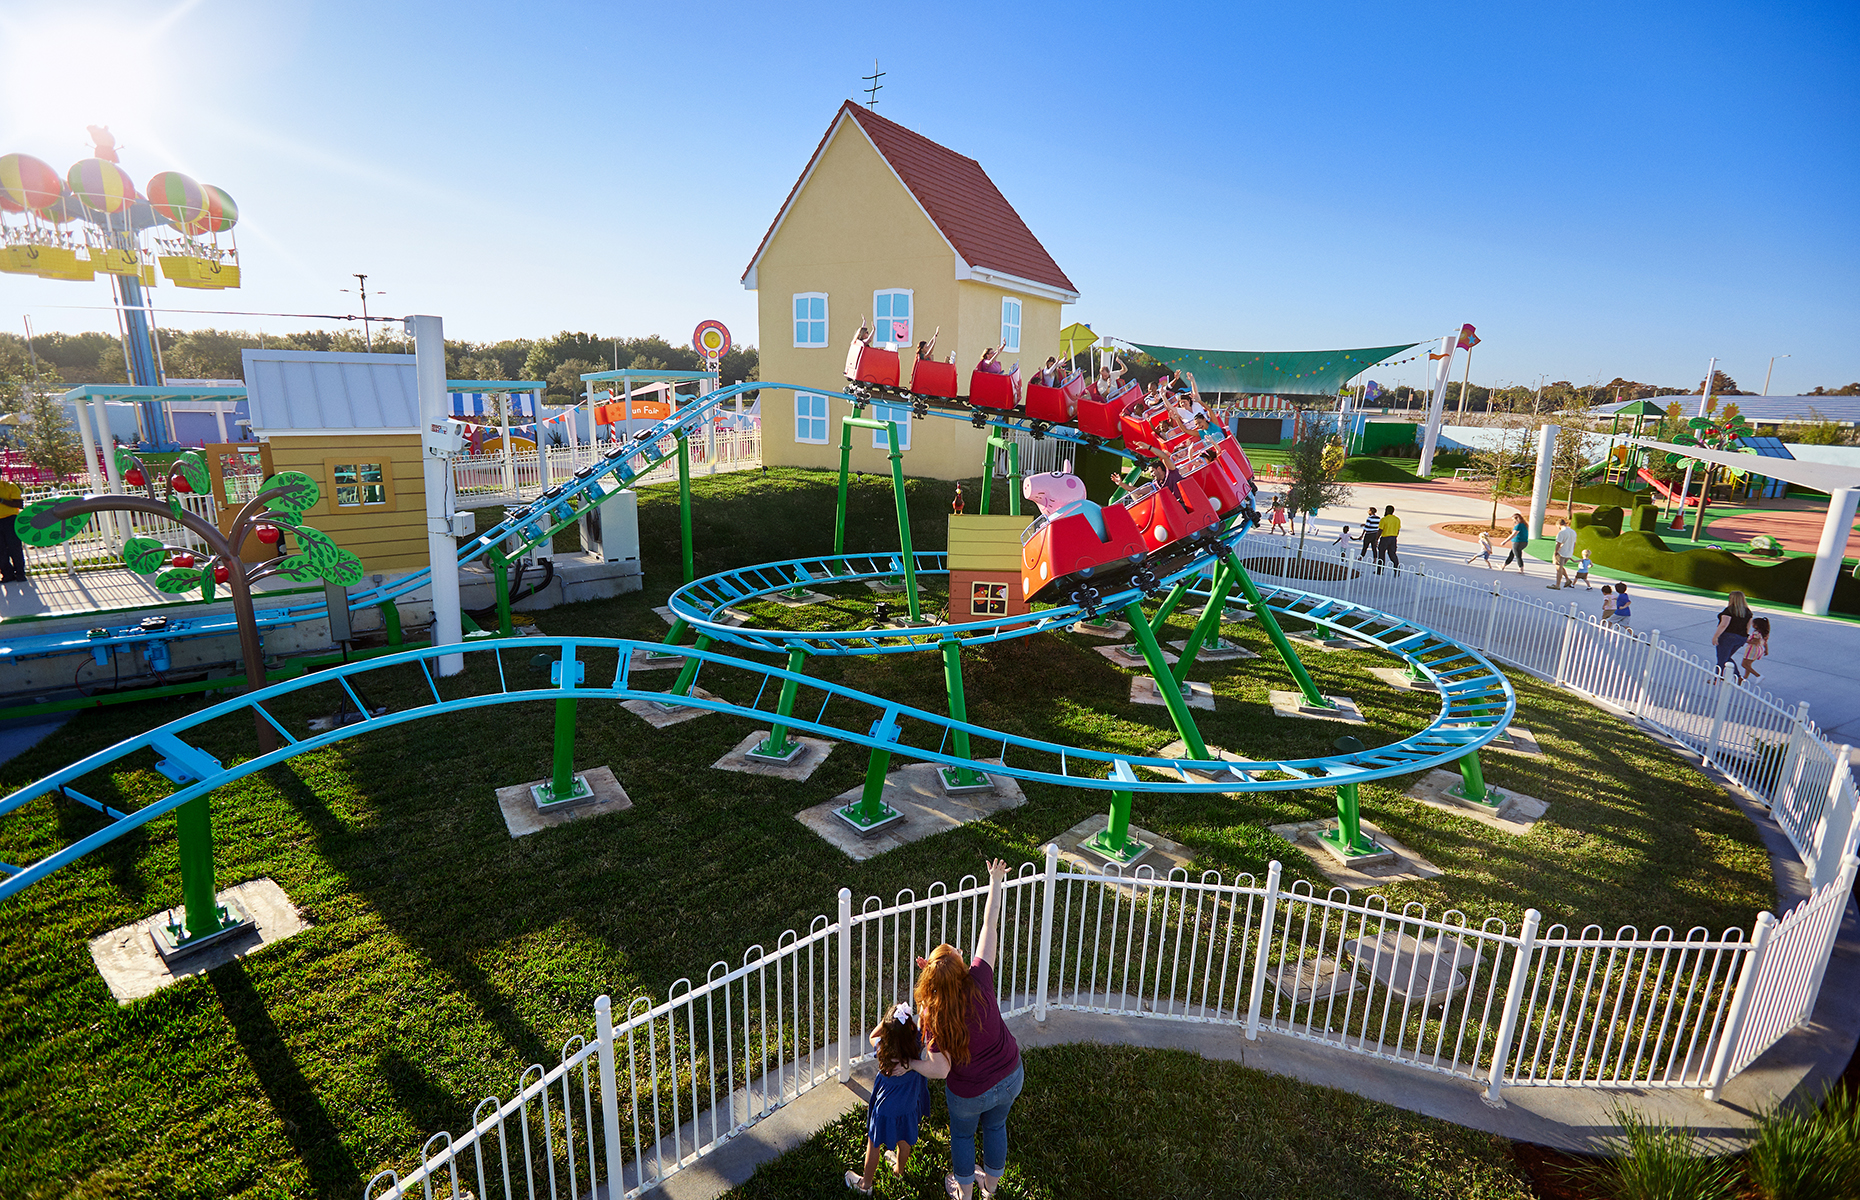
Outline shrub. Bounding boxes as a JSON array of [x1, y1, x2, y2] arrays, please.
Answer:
[[1574, 526, 1860, 613], [1746, 1087, 1860, 1199], [1596, 1107, 1738, 1200]]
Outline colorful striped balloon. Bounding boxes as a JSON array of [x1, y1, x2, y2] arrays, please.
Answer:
[[195, 184, 238, 233], [67, 157, 136, 215], [37, 184, 87, 224], [0, 153, 63, 214], [145, 169, 205, 232]]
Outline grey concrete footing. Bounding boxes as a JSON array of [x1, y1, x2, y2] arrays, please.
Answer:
[[712, 731, 835, 781], [770, 590, 829, 607], [1367, 666, 1438, 692], [1268, 818, 1444, 886], [655, 605, 747, 627], [1096, 643, 1176, 668], [1069, 618, 1131, 638], [863, 580, 905, 593], [1445, 722, 1542, 756], [1143, 740, 1255, 783], [1165, 638, 1259, 661], [623, 686, 720, 728], [497, 766, 631, 837], [1051, 813, 1195, 876], [88, 878, 309, 1004], [795, 760, 1024, 862], [1131, 676, 1216, 711], [1268, 691, 1366, 724], [1287, 630, 1371, 652], [629, 647, 688, 672], [1406, 769, 1549, 835]]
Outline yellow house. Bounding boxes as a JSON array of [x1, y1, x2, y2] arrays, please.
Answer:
[[743, 101, 1080, 481]]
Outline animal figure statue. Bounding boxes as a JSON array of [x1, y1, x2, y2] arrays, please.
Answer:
[[1023, 463, 1107, 541]]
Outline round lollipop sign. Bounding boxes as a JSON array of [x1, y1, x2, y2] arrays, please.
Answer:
[[692, 320, 731, 365]]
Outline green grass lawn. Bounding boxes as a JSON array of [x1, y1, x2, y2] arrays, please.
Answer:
[[725, 1043, 1534, 1200], [0, 469, 1775, 1198]]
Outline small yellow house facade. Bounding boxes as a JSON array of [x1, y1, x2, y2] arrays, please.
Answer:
[[744, 101, 1080, 481]]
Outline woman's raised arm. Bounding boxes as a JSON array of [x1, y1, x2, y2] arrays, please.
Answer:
[[974, 858, 1009, 969]]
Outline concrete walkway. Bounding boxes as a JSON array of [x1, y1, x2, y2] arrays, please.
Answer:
[[1282, 480, 1860, 743]]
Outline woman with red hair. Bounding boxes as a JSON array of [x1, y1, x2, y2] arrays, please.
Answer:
[[904, 858, 1023, 1200]]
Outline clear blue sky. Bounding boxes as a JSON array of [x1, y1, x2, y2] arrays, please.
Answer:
[[2, 0, 1854, 395]]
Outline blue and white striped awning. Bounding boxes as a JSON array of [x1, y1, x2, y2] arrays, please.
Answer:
[[450, 391, 535, 420]]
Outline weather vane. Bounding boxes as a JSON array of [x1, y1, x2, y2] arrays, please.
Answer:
[[861, 60, 884, 109]]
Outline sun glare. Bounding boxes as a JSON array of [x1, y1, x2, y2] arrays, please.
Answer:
[[0, 3, 208, 150]]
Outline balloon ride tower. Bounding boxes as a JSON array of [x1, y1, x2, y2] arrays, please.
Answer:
[[0, 127, 242, 449]]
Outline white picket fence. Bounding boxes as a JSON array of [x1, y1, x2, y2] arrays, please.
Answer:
[[365, 848, 1860, 1199], [20, 485, 221, 576], [1240, 543, 1860, 890]]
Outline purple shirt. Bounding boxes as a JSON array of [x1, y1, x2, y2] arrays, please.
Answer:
[[934, 959, 1021, 1099]]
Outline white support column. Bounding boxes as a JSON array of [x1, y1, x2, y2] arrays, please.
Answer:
[[1528, 424, 1558, 539], [409, 314, 465, 677], [1803, 487, 1859, 617], [92, 396, 126, 547], [1415, 336, 1456, 478], [71, 394, 102, 494], [498, 393, 515, 497], [836, 887, 853, 1082]]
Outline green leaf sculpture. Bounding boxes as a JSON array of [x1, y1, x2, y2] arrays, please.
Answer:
[[173, 453, 210, 497], [263, 472, 321, 514], [121, 537, 168, 575], [267, 554, 320, 583], [322, 550, 364, 587], [113, 447, 137, 477], [155, 567, 204, 594], [292, 525, 342, 570], [16, 497, 90, 547]]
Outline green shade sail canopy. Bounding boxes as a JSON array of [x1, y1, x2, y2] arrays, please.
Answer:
[[1123, 341, 1423, 395]]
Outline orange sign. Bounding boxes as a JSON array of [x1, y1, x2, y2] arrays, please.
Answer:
[[595, 399, 671, 424]]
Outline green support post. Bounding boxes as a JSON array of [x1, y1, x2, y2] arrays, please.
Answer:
[[676, 431, 694, 583], [1224, 550, 1331, 709], [668, 634, 713, 698], [489, 545, 514, 636], [844, 415, 920, 621], [1317, 737, 1382, 857], [851, 745, 895, 824], [1148, 579, 1192, 639], [1005, 439, 1021, 517], [753, 648, 808, 761], [646, 616, 688, 662], [173, 795, 223, 939], [833, 411, 857, 559], [938, 639, 989, 790], [977, 431, 996, 515], [1172, 563, 1236, 686], [1122, 600, 1209, 760], [1452, 750, 1499, 808], [548, 695, 579, 800], [1108, 463, 1147, 505]]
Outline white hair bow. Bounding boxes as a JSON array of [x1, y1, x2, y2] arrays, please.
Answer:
[[892, 1002, 914, 1024]]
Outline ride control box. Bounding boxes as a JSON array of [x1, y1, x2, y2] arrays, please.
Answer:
[[578, 486, 640, 565]]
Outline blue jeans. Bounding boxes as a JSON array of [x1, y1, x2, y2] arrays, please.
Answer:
[[945, 1061, 1023, 1185]]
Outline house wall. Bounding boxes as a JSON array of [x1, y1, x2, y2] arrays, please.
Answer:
[[262, 432, 429, 570], [753, 117, 1069, 482]]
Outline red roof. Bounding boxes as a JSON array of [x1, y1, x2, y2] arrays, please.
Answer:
[[743, 101, 1077, 296]]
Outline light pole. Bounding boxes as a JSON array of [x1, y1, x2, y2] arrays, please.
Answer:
[[340, 274, 385, 351], [1763, 354, 1791, 397]]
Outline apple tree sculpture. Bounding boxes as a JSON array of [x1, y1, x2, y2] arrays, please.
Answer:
[[1658, 398, 1754, 540], [16, 449, 364, 750]]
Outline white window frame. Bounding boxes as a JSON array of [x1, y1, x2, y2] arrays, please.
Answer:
[[1001, 297, 1022, 353], [795, 392, 829, 444], [872, 288, 912, 349], [870, 400, 912, 452], [793, 292, 829, 349]]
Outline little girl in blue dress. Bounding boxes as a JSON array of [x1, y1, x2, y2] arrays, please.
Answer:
[[845, 1002, 934, 1195]]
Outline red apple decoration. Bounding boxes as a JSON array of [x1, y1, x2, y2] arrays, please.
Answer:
[[169, 474, 193, 494], [124, 468, 145, 487], [169, 553, 195, 569], [213, 564, 229, 583], [256, 526, 280, 544]]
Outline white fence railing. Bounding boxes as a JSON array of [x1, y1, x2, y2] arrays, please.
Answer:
[[20, 485, 220, 577], [1239, 544, 1860, 889], [365, 849, 1860, 1199], [453, 425, 763, 504]]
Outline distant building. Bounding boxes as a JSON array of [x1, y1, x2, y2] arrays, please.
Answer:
[[744, 101, 1079, 481]]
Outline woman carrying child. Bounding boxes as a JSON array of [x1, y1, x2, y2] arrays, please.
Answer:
[[905, 858, 1022, 1200], [845, 1004, 934, 1195]]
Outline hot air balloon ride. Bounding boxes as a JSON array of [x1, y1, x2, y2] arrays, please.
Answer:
[[67, 156, 152, 283], [0, 153, 73, 278], [148, 169, 239, 290]]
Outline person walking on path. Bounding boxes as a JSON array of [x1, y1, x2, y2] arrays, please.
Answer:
[[1331, 524, 1356, 549], [1739, 616, 1771, 684], [1711, 591, 1754, 681], [1551, 518, 1577, 589], [907, 858, 1023, 1200], [1267, 495, 1289, 536], [0, 474, 23, 583], [845, 1004, 934, 1195], [1609, 582, 1633, 631], [1465, 529, 1494, 569], [1573, 550, 1593, 589], [1375, 505, 1401, 574], [1601, 585, 1617, 625], [1501, 512, 1530, 573], [1358, 506, 1381, 562]]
